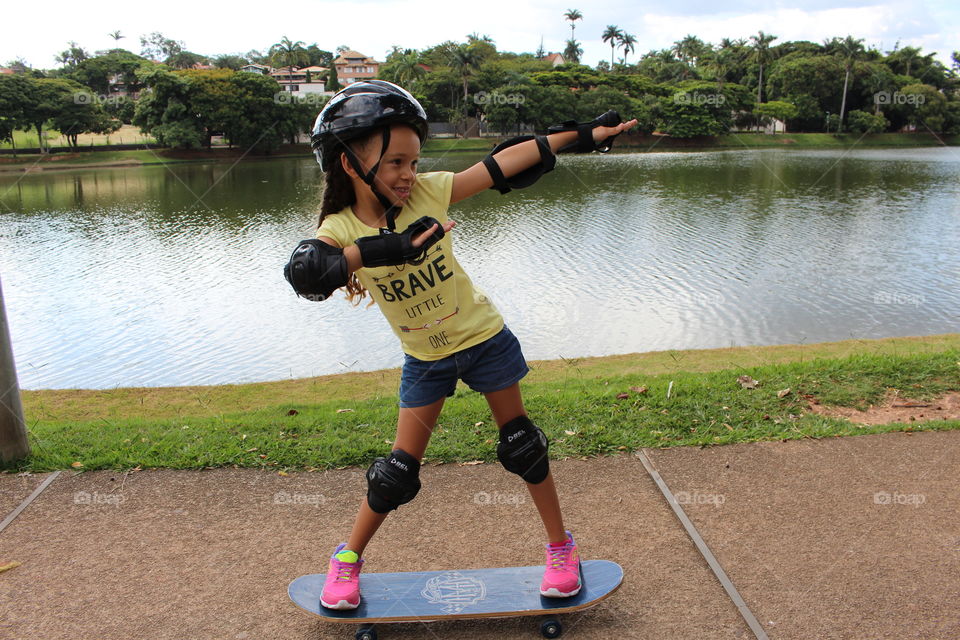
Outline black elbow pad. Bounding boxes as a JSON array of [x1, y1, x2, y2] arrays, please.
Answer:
[[283, 239, 349, 301]]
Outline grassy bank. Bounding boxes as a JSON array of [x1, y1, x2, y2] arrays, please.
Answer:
[[9, 334, 959, 473], [2, 133, 956, 173]]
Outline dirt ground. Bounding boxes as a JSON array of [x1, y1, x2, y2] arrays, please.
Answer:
[[807, 391, 960, 425]]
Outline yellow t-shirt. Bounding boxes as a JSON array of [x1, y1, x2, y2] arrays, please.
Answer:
[[317, 171, 504, 361]]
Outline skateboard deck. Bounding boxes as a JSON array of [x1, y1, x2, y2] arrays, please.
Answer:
[[289, 560, 622, 638]]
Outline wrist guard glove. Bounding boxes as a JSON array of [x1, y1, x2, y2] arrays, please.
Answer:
[[547, 110, 623, 153], [355, 216, 444, 267]]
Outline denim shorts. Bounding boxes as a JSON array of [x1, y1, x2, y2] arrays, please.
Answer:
[[398, 325, 530, 408]]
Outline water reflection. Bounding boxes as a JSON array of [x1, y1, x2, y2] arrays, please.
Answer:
[[1, 148, 958, 389]]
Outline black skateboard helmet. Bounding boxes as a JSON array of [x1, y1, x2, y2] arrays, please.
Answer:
[[311, 80, 428, 172]]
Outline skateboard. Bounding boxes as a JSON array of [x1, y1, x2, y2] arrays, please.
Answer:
[[288, 559, 623, 639]]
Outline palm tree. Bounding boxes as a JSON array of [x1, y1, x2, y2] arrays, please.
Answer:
[[270, 36, 308, 89], [830, 35, 866, 132], [620, 33, 637, 65], [706, 46, 732, 89], [564, 39, 583, 65], [392, 52, 426, 89], [749, 30, 778, 105], [450, 43, 483, 121], [108, 30, 124, 42], [564, 9, 583, 40], [602, 25, 623, 68]]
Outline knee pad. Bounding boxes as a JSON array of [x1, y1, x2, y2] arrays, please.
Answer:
[[366, 449, 421, 514], [496, 415, 550, 484]]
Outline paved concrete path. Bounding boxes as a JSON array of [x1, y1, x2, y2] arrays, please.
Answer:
[[0, 430, 956, 639]]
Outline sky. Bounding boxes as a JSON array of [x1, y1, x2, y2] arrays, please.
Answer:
[[2, 0, 957, 70]]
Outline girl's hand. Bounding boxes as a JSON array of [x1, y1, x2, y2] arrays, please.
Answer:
[[412, 220, 455, 248], [593, 118, 638, 144]]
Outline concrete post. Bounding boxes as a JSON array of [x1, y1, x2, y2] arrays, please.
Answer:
[[0, 274, 29, 462]]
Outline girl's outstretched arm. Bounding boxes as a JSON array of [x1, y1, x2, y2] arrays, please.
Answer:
[[449, 118, 638, 205]]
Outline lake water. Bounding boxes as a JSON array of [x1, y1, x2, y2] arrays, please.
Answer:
[[1, 147, 958, 390]]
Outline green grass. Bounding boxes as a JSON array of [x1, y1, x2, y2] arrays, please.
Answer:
[[8, 335, 959, 473], [0, 124, 154, 150], [422, 138, 495, 153]]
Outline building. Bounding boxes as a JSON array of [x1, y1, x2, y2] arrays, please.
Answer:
[[0, 67, 14, 75], [543, 53, 566, 67], [333, 50, 381, 85], [239, 64, 270, 75], [269, 66, 329, 96]]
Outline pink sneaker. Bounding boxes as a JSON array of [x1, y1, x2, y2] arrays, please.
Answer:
[[320, 543, 363, 610], [540, 530, 582, 597]]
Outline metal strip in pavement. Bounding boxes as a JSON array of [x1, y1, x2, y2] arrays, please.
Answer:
[[636, 450, 769, 640], [0, 470, 61, 534]]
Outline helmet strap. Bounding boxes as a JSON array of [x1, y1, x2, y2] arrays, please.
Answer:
[[342, 128, 402, 232]]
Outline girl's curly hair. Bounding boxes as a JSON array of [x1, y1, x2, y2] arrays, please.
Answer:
[[317, 142, 371, 305]]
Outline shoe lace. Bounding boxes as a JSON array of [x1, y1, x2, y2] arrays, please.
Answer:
[[547, 544, 572, 570], [334, 560, 358, 582]]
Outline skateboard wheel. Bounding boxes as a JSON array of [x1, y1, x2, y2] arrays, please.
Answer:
[[355, 626, 377, 640], [540, 618, 563, 638]]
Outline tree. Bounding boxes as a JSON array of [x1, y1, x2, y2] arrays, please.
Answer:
[[327, 63, 341, 93], [602, 26, 623, 69], [563, 39, 583, 65], [673, 35, 708, 76], [166, 51, 210, 70], [753, 101, 799, 133], [620, 33, 637, 66], [575, 85, 634, 121], [379, 50, 426, 89], [108, 30, 124, 42], [270, 36, 308, 88], [69, 49, 153, 96], [18, 78, 81, 152], [749, 30, 778, 104], [51, 82, 121, 148], [140, 32, 184, 62], [564, 9, 582, 40], [213, 54, 249, 70], [55, 42, 90, 68], [845, 109, 888, 133], [894, 83, 947, 132], [658, 82, 752, 137], [0, 74, 31, 157], [826, 36, 865, 131], [450, 43, 484, 122], [133, 69, 205, 148]]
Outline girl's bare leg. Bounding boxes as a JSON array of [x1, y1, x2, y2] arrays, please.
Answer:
[[344, 396, 446, 556], [484, 383, 567, 544]]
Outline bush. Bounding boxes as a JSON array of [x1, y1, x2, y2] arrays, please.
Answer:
[[846, 109, 889, 133]]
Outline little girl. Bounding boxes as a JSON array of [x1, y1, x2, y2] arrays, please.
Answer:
[[284, 80, 636, 610]]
